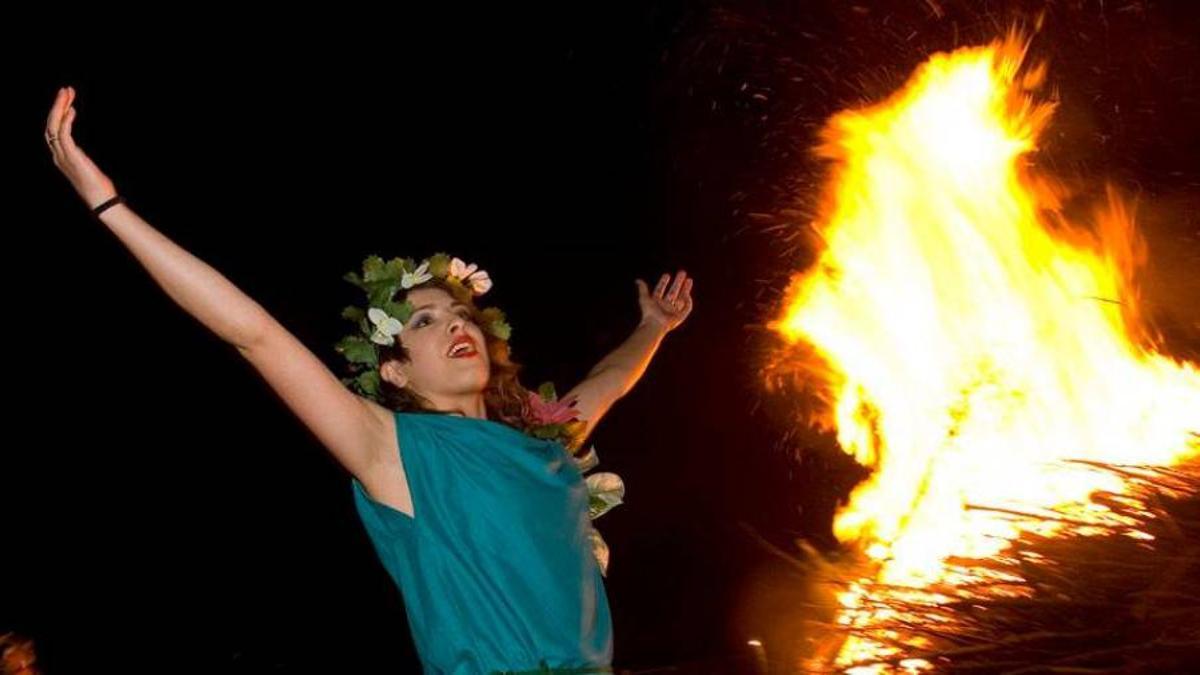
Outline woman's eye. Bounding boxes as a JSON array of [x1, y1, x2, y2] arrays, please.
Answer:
[[415, 316, 431, 327]]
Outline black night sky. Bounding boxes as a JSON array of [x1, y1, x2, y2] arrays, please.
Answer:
[[9, 2, 1200, 673]]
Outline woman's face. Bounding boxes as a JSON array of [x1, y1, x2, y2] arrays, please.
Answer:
[[390, 286, 491, 399]]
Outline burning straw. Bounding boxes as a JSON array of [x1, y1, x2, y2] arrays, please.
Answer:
[[829, 459, 1200, 673]]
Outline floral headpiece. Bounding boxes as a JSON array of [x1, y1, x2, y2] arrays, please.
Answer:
[[336, 253, 506, 402], [335, 253, 625, 574]]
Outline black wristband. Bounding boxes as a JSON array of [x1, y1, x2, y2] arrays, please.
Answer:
[[92, 195, 125, 218]]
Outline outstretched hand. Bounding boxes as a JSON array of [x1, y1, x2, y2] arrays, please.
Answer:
[[636, 270, 694, 333], [44, 86, 118, 209]]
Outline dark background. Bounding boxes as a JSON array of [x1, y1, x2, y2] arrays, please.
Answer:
[[8, 2, 1200, 672]]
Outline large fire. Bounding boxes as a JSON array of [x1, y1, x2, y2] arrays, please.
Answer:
[[769, 33, 1200, 669]]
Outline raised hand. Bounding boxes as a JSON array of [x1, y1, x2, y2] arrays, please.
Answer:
[[44, 86, 118, 209], [635, 270, 694, 333]]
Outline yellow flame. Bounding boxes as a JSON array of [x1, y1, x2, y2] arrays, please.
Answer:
[[771, 30, 1200, 608]]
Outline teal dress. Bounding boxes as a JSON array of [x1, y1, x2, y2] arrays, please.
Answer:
[[351, 411, 614, 674]]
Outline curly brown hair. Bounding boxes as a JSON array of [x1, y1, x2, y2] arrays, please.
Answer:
[[376, 277, 532, 429]]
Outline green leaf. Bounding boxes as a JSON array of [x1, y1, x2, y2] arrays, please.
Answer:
[[362, 255, 387, 282], [538, 381, 558, 402], [343, 271, 366, 290], [480, 306, 506, 324], [366, 279, 401, 307], [589, 495, 611, 516], [381, 300, 413, 324], [427, 253, 451, 278], [386, 257, 410, 278], [398, 257, 419, 274], [530, 423, 565, 439], [489, 319, 511, 341], [336, 335, 379, 366], [355, 370, 382, 397], [341, 306, 366, 323]]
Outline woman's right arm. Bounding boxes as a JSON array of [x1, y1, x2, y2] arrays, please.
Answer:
[[44, 86, 397, 483]]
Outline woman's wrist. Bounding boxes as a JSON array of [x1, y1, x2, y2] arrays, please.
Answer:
[[90, 194, 125, 217], [76, 175, 118, 210], [637, 315, 671, 337]]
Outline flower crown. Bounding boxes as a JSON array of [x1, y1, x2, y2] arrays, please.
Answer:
[[336, 253, 508, 402], [335, 252, 625, 575]]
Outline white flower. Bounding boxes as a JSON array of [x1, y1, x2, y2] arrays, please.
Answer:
[[368, 307, 404, 346], [573, 445, 600, 473], [586, 472, 625, 520], [400, 261, 433, 289], [449, 257, 492, 296], [588, 524, 611, 577], [574, 447, 620, 577]]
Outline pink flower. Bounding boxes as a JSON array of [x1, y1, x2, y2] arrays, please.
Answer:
[[525, 391, 580, 426], [449, 257, 493, 296]]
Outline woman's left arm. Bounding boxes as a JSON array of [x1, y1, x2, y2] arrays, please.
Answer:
[[562, 270, 695, 442]]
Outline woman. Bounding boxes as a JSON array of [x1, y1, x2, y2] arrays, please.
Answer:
[[44, 85, 695, 674]]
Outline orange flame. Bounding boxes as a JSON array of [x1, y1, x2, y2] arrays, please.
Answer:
[[769, 33, 1200, 669]]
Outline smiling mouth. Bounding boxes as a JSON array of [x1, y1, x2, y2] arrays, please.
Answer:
[[448, 340, 479, 359]]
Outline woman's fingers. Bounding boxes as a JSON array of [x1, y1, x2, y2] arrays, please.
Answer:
[[45, 88, 65, 130], [45, 87, 80, 161], [666, 270, 687, 304], [56, 87, 73, 135], [647, 271, 694, 321], [654, 273, 669, 298], [45, 88, 67, 145], [668, 278, 694, 316], [59, 104, 79, 154]]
